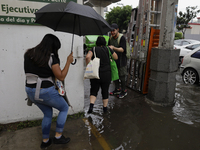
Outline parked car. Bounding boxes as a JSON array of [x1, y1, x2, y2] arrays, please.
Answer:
[[174, 39, 200, 47], [180, 46, 200, 85], [84, 35, 109, 52], [175, 42, 200, 63]]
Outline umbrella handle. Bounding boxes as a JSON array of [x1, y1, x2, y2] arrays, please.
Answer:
[[71, 59, 77, 65]]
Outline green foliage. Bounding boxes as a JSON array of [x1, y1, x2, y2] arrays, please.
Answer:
[[17, 120, 42, 129], [175, 32, 183, 40], [67, 112, 85, 120], [106, 5, 132, 32], [174, 37, 179, 40], [176, 6, 200, 38]]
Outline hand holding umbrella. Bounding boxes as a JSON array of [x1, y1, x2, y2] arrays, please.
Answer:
[[67, 52, 74, 64]]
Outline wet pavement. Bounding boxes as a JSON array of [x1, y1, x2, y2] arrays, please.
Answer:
[[0, 70, 200, 150]]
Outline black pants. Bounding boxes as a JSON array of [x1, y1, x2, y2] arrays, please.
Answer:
[[90, 71, 111, 99], [114, 75, 126, 91], [114, 66, 127, 91]]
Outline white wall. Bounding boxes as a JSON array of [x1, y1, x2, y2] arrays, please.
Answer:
[[185, 34, 200, 41], [190, 24, 200, 34], [0, 24, 85, 124], [185, 24, 200, 35]]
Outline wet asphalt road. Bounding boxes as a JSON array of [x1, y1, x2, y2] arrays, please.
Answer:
[[83, 70, 200, 150]]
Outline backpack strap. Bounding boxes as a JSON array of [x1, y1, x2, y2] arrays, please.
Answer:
[[117, 33, 123, 45], [93, 47, 96, 58], [26, 54, 55, 101], [26, 73, 54, 101]]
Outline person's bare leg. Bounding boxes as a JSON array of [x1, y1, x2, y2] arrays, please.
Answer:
[[103, 99, 108, 107], [55, 132, 62, 138], [43, 138, 49, 142], [90, 95, 96, 104]]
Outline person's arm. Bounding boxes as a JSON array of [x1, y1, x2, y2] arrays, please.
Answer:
[[109, 36, 126, 53], [108, 47, 118, 60], [112, 52, 118, 60], [109, 45, 124, 53], [52, 52, 74, 81], [108, 37, 123, 52], [85, 50, 93, 65]]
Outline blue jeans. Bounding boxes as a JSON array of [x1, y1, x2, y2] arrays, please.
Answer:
[[25, 86, 69, 139]]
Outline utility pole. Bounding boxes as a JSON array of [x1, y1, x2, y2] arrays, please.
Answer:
[[146, 0, 180, 106]]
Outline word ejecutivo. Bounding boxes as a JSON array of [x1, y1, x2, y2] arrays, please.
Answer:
[[1, 4, 38, 14]]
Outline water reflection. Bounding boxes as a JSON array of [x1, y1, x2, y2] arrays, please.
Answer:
[[146, 73, 200, 127], [83, 72, 200, 149], [173, 80, 200, 126], [84, 87, 143, 149]]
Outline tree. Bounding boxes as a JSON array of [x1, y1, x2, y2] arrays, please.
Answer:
[[106, 5, 132, 33], [176, 6, 200, 39]]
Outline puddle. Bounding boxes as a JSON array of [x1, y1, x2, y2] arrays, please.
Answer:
[[83, 72, 200, 149]]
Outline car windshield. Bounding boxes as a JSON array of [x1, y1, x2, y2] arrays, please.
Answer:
[[182, 41, 190, 45]]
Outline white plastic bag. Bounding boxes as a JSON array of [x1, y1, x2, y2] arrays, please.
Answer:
[[84, 47, 100, 79]]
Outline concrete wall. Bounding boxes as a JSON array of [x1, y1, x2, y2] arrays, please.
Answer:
[[0, 22, 85, 123], [94, 7, 105, 17]]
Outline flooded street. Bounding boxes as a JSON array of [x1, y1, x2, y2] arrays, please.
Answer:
[[83, 70, 200, 150], [174, 73, 200, 127]]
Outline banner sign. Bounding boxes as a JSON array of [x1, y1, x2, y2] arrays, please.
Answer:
[[0, 0, 77, 25]]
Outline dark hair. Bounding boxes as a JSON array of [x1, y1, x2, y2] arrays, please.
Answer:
[[24, 34, 61, 67], [96, 36, 106, 46]]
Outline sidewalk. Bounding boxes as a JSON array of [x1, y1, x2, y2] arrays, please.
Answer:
[[0, 117, 95, 150]]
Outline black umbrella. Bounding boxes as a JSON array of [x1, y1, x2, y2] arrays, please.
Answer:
[[35, 1, 111, 64]]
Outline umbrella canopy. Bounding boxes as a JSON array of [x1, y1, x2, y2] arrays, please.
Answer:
[[35, 1, 111, 36]]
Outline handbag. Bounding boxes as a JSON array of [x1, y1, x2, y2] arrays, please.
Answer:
[[55, 79, 73, 111], [108, 47, 119, 81], [55, 78, 65, 96], [84, 47, 100, 79]]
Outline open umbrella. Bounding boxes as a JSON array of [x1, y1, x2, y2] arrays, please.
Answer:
[[35, 1, 111, 65]]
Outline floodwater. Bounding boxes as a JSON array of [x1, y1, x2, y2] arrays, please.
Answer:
[[83, 71, 200, 150]]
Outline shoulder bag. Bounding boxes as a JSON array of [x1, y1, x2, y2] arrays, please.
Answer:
[[84, 47, 100, 79], [108, 47, 119, 81]]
